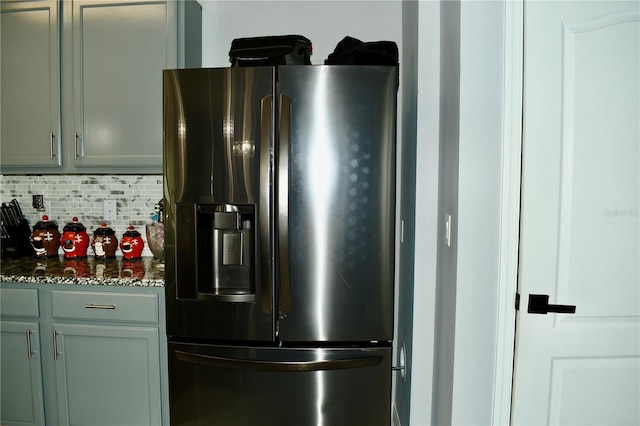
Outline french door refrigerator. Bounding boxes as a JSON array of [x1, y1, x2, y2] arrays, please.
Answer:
[[163, 65, 398, 426]]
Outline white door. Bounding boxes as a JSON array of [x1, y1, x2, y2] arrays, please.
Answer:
[[511, 1, 640, 425]]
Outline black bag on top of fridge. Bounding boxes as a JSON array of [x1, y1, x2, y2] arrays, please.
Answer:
[[229, 35, 312, 67], [324, 36, 398, 66]]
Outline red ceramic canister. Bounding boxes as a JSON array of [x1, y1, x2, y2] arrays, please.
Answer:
[[120, 225, 144, 259], [60, 217, 89, 259]]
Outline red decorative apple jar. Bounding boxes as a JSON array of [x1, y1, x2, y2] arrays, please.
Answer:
[[120, 225, 144, 259], [30, 215, 61, 258], [60, 217, 89, 259], [91, 223, 118, 259]]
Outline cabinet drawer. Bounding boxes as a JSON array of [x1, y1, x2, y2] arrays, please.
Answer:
[[0, 288, 39, 318], [51, 290, 158, 324]]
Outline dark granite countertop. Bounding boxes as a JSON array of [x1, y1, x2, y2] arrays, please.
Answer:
[[0, 256, 165, 287]]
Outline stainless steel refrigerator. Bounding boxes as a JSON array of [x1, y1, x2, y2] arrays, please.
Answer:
[[163, 65, 398, 426]]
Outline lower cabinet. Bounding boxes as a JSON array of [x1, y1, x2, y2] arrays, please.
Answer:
[[0, 320, 46, 426], [53, 323, 162, 425], [0, 284, 168, 426]]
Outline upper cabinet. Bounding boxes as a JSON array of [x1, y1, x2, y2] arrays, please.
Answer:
[[0, 1, 62, 169], [0, 0, 202, 174]]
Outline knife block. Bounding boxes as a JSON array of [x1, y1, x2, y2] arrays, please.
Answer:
[[1, 219, 33, 258]]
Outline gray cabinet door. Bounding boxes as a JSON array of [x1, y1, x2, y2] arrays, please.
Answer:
[[52, 322, 162, 426], [0, 1, 61, 168], [71, 0, 177, 170], [0, 321, 46, 426]]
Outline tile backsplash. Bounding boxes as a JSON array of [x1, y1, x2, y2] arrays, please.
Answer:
[[0, 175, 163, 257]]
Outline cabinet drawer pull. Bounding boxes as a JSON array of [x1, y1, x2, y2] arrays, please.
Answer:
[[26, 329, 34, 359], [84, 303, 116, 310]]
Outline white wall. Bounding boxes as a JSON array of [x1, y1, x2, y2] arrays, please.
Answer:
[[406, 1, 441, 425], [395, 0, 420, 424], [430, 0, 461, 423], [451, 1, 505, 423], [200, 0, 402, 68], [410, 1, 507, 425]]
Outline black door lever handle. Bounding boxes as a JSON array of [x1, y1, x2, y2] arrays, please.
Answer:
[[527, 294, 576, 314]]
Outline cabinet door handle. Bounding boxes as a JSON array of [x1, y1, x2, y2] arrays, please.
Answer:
[[74, 132, 79, 159], [49, 132, 55, 159], [53, 330, 61, 360], [26, 329, 34, 359], [84, 303, 116, 309]]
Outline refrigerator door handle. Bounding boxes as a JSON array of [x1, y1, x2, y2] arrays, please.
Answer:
[[278, 94, 292, 314], [175, 350, 382, 372], [260, 95, 273, 314]]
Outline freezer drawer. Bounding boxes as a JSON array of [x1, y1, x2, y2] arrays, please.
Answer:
[[168, 342, 391, 426]]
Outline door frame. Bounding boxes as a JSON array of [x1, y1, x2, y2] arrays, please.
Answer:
[[492, 0, 524, 424]]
